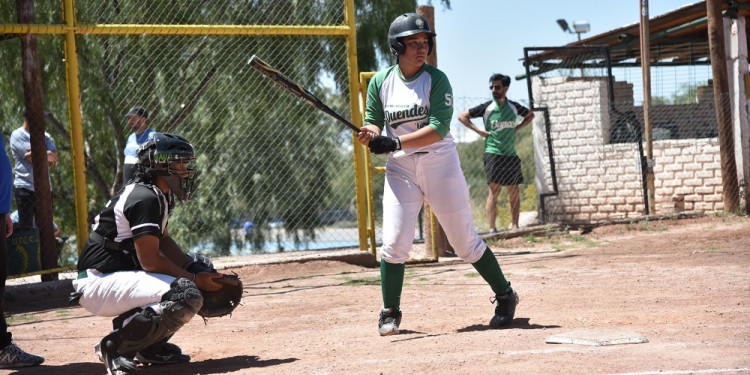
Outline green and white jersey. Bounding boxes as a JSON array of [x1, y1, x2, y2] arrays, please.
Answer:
[[365, 63, 455, 157], [467, 99, 530, 156]]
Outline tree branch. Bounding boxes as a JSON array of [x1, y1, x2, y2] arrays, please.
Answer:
[[44, 111, 111, 200], [165, 65, 218, 132]]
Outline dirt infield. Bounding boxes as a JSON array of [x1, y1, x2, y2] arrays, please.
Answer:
[[3, 215, 749, 375]]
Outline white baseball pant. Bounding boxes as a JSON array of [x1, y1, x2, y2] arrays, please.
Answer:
[[380, 149, 486, 264]]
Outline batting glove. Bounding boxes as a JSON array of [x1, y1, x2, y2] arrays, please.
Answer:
[[369, 136, 402, 154]]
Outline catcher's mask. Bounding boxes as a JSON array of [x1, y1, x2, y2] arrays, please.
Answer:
[[388, 13, 435, 56], [136, 133, 197, 202]]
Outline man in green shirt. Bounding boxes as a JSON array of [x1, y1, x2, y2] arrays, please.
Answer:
[[458, 74, 534, 232]]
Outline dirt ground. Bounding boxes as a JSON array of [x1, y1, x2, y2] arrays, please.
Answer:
[[3, 215, 749, 375]]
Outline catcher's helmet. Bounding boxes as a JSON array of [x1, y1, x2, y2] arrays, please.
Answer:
[[388, 13, 435, 56], [136, 133, 197, 202]]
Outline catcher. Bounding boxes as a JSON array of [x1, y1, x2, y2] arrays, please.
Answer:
[[73, 133, 241, 375]]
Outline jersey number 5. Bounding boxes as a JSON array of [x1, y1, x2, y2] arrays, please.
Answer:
[[444, 93, 453, 107]]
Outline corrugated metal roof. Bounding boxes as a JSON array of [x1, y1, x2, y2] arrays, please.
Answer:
[[525, 1, 749, 70]]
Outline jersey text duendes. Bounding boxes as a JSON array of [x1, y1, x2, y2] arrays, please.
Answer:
[[385, 104, 430, 129]]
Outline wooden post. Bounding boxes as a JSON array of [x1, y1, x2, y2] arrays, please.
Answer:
[[417, 5, 452, 259], [639, 0, 656, 215], [17, 0, 58, 280], [707, 0, 740, 213]]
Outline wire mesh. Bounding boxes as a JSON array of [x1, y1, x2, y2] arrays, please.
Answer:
[[1, 1, 362, 274], [523, 45, 737, 225], [97, 34, 358, 256], [450, 96, 538, 232], [76, 1, 346, 26]]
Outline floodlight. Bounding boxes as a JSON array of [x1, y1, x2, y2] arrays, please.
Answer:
[[572, 21, 590, 33]]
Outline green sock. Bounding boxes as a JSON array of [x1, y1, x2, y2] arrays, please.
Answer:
[[471, 248, 511, 295], [381, 258, 405, 309]]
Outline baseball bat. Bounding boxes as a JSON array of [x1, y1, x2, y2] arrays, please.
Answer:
[[247, 55, 360, 133]]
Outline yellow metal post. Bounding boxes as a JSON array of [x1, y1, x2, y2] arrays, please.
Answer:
[[344, 0, 369, 251], [62, 0, 88, 252], [359, 72, 377, 254]]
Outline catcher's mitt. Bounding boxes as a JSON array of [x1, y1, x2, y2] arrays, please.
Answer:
[[198, 272, 243, 318]]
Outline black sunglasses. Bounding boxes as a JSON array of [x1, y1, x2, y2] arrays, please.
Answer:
[[489, 85, 504, 90]]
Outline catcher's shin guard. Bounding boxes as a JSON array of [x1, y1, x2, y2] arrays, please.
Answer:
[[103, 277, 203, 357], [159, 277, 204, 329]]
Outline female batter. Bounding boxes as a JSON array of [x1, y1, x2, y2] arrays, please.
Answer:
[[357, 13, 519, 336]]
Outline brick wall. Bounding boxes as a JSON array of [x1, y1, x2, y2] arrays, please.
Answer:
[[532, 76, 723, 222]]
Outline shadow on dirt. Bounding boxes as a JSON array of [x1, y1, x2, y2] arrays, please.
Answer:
[[457, 318, 560, 332], [388, 318, 560, 343], [8, 356, 299, 375], [144, 355, 299, 374], [7, 361, 103, 375]]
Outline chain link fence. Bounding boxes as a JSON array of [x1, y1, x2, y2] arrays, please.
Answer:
[[449, 97, 538, 233], [1, 0, 362, 276], [522, 44, 741, 226], [361, 93, 538, 263], [5, 3, 745, 277]]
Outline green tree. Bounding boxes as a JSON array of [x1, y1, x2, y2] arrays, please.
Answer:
[[1, 0, 455, 259], [355, 0, 451, 73]]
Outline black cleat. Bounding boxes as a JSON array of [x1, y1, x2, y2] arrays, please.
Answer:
[[489, 288, 519, 328], [134, 341, 190, 365], [98, 336, 139, 375], [378, 307, 402, 336], [0, 343, 44, 368]]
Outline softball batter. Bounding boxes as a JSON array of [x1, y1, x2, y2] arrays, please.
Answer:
[[357, 13, 519, 336]]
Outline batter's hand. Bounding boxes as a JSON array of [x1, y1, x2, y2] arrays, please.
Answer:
[[357, 127, 377, 146], [369, 136, 402, 154]]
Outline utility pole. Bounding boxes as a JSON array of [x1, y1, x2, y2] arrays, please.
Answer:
[[417, 5, 452, 259], [17, 0, 58, 280], [706, 0, 740, 213], [639, 0, 655, 215]]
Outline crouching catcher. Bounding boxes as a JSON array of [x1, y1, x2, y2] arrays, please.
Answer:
[[72, 133, 241, 375]]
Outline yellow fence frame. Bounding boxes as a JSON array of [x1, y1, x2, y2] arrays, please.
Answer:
[[1, 0, 370, 278]]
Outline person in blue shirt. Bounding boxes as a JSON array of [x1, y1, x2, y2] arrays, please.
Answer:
[[0, 133, 44, 368], [123, 106, 156, 184], [9, 108, 58, 230], [242, 220, 255, 248]]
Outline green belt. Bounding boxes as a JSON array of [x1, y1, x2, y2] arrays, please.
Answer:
[[77, 270, 88, 279]]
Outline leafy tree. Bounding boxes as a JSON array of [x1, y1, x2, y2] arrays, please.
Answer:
[[355, 0, 451, 73], [1, 0, 455, 259]]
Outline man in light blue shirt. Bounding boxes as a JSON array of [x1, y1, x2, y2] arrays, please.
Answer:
[[9, 109, 58, 230], [123, 106, 156, 184]]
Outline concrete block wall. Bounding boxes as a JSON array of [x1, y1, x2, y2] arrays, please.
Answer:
[[653, 138, 723, 213], [532, 76, 723, 222]]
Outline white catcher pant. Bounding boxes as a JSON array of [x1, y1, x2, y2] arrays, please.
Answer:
[[72, 269, 174, 317], [381, 149, 486, 264]]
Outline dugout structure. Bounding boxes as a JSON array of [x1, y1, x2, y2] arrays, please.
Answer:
[[0, 0, 389, 276], [518, 1, 750, 225]]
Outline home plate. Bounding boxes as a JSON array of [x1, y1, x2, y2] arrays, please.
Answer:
[[545, 329, 649, 346]]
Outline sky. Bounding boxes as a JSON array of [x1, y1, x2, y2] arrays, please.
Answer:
[[414, 0, 701, 141]]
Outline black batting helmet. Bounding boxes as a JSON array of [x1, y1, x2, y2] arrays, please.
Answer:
[[388, 13, 435, 56], [136, 133, 197, 202]]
